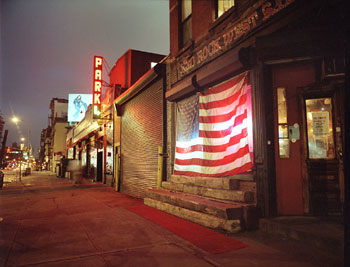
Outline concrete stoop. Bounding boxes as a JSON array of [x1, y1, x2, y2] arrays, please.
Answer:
[[144, 175, 258, 233], [259, 216, 344, 255]]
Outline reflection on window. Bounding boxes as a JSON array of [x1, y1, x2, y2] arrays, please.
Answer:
[[279, 139, 289, 158], [277, 88, 289, 158], [306, 98, 335, 159], [278, 125, 288, 138], [180, 0, 192, 47], [216, 0, 235, 18], [182, 0, 191, 19], [277, 88, 287, 124]]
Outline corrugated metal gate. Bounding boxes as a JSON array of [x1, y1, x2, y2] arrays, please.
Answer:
[[120, 79, 163, 198]]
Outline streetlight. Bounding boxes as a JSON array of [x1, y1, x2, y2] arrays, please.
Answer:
[[11, 116, 31, 153], [11, 116, 20, 124], [11, 116, 32, 180]]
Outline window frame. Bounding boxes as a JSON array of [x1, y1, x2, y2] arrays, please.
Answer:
[[179, 0, 192, 49], [304, 96, 336, 160], [277, 87, 290, 159], [215, 0, 235, 19]]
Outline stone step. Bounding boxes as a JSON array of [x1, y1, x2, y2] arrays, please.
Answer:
[[170, 174, 254, 190], [238, 181, 256, 203], [145, 189, 258, 231], [238, 181, 256, 192], [144, 197, 242, 233], [162, 181, 255, 203]]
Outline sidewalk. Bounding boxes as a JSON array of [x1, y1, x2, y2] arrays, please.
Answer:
[[1, 170, 103, 194], [0, 171, 344, 266]]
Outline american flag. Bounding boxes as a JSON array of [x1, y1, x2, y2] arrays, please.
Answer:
[[174, 72, 253, 177]]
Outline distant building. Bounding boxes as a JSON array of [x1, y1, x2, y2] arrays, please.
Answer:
[[39, 126, 52, 170], [48, 98, 69, 173]]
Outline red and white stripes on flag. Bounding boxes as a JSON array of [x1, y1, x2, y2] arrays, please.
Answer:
[[174, 72, 253, 177]]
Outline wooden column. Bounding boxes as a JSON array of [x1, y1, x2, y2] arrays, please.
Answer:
[[251, 62, 277, 218]]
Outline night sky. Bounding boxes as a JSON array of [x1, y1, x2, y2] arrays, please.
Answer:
[[0, 0, 169, 157]]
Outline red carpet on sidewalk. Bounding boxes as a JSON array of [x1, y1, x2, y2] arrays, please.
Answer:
[[124, 204, 248, 254]]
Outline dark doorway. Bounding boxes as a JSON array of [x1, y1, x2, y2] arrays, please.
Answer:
[[97, 151, 103, 182]]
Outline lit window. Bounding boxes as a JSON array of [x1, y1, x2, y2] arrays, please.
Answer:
[[305, 98, 335, 159], [180, 0, 192, 48], [277, 87, 289, 158], [216, 0, 235, 18]]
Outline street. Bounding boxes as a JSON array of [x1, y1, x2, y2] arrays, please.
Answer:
[[0, 171, 343, 267]]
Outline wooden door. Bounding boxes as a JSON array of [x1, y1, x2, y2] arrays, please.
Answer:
[[300, 83, 344, 216], [272, 62, 315, 215]]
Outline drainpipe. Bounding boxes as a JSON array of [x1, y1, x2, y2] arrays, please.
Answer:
[[154, 63, 167, 188]]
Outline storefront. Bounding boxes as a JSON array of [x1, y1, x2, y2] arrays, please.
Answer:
[[113, 64, 166, 198], [256, 0, 345, 216], [66, 106, 102, 181], [167, 0, 344, 217]]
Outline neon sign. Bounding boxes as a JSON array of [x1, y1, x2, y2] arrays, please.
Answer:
[[93, 56, 103, 118]]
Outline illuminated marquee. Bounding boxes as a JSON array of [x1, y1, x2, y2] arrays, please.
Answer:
[[68, 94, 93, 122], [93, 56, 103, 118]]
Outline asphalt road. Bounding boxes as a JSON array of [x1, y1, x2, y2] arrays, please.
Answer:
[[0, 171, 344, 266]]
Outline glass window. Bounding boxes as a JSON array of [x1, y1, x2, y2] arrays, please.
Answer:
[[277, 87, 287, 124], [216, 0, 235, 18], [182, 0, 192, 20], [180, 0, 192, 47], [279, 139, 290, 158], [277, 87, 289, 158], [305, 98, 335, 159], [278, 125, 288, 138]]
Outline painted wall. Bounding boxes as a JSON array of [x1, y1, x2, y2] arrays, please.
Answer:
[[52, 121, 69, 171], [53, 122, 69, 154], [53, 101, 68, 119]]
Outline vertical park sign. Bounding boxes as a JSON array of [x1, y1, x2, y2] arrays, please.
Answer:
[[93, 56, 103, 119]]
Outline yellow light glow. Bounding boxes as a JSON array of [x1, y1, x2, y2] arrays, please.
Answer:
[[11, 116, 20, 123], [307, 112, 313, 120]]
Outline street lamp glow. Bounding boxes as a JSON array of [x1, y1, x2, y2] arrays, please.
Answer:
[[21, 137, 25, 141], [11, 116, 20, 124]]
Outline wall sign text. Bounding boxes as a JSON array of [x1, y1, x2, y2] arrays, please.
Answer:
[[93, 56, 103, 119], [177, 0, 294, 78]]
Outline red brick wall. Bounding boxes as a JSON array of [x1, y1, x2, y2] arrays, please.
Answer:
[[130, 50, 165, 86], [109, 50, 165, 91], [169, 0, 259, 58], [192, 1, 213, 41], [169, 0, 179, 56]]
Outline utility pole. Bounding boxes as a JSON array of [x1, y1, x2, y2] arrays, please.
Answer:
[[27, 128, 31, 167], [103, 120, 107, 184], [19, 159, 22, 182]]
